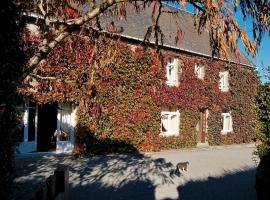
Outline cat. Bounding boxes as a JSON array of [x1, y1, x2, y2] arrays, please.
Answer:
[[175, 161, 189, 173]]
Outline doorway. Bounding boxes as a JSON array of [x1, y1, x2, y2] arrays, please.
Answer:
[[198, 109, 208, 143], [37, 103, 57, 151]]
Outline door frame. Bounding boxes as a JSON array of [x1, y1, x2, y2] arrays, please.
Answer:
[[198, 109, 208, 143], [17, 100, 38, 153], [56, 103, 76, 153], [17, 101, 76, 154]]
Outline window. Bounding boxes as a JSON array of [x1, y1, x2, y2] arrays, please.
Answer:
[[221, 113, 233, 134], [219, 71, 229, 92], [166, 57, 179, 86], [16, 101, 37, 142], [16, 105, 25, 142], [161, 110, 180, 136], [195, 64, 205, 79], [28, 101, 37, 141]]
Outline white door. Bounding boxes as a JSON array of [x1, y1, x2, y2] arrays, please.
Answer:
[[56, 103, 76, 153]]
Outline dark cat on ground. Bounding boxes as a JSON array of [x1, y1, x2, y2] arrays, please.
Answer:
[[175, 161, 189, 174]]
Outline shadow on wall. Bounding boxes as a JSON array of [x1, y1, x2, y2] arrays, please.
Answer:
[[178, 168, 256, 200], [75, 124, 139, 154]]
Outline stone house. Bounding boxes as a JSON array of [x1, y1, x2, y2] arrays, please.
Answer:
[[17, 3, 257, 154]]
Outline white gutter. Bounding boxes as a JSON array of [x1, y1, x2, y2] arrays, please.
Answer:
[[112, 33, 256, 70], [22, 12, 73, 24]]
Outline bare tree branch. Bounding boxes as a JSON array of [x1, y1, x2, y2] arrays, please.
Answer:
[[30, 73, 56, 80], [29, 73, 76, 83], [23, 0, 144, 82]]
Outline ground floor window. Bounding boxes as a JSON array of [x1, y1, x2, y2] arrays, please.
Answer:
[[17, 101, 37, 142], [161, 109, 180, 136], [221, 113, 233, 134]]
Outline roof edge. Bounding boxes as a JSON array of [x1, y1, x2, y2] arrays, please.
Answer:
[[23, 12, 257, 70], [112, 32, 257, 70]]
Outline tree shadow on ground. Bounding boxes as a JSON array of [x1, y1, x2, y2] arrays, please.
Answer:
[[13, 131, 256, 200], [72, 178, 157, 200], [178, 167, 256, 200], [13, 135, 177, 200]]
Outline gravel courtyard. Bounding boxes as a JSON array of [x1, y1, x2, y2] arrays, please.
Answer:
[[14, 144, 258, 200]]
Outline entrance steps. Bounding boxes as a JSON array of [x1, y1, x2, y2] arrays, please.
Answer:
[[197, 142, 210, 149]]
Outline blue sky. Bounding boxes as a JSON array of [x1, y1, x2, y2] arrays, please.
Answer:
[[163, 1, 270, 83]]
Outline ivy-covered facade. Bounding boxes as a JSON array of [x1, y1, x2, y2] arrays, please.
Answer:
[[18, 9, 258, 154]]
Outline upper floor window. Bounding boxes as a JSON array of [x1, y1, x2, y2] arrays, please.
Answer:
[[219, 71, 229, 92], [161, 109, 180, 136], [195, 64, 205, 79], [166, 57, 179, 86], [221, 113, 233, 134]]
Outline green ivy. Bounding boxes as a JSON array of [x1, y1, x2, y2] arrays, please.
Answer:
[[20, 33, 258, 154], [255, 84, 270, 157]]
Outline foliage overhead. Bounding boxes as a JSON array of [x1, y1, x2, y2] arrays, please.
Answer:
[[256, 83, 270, 157], [255, 83, 270, 200], [16, 0, 270, 79]]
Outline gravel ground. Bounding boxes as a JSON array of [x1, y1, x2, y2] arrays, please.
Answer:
[[13, 144, 258, 200]]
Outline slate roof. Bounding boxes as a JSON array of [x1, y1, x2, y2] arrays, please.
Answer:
[[26, 1, 255, 68], [94, 2, 255, 68]]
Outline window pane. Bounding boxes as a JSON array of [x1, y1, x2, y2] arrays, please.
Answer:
[[167, 65, 175, 82], [60, 104, 73, 141], [168, 57, 174, 64], [219, 71, 229, 91], [161, 111, 180, 135], [17, 121, 24, 142], [166, 57, 178, 85], [221, 75, 225, 88], [225, 116, 229, 130], [16, 106, 25, 142], [199, 66, 205, 79], [170, 114, 178, 133], [161, 114, 169, 132], [223, 115, 231, 131], [225, 72, 229, 87], [28, 106, 36, 141], [195, 64, 198, 75], [219, 74, 223, 89]]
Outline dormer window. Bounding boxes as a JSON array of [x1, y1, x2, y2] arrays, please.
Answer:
[[195, 64, 205, 79], [219, 71, 229, 92], [166, 57, 179, 86]]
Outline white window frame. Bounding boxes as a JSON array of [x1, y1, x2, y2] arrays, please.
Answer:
[[20, 101, 38, 143], [195, 64, 205, 79], [16, 100, 38, 153], [166, 57, 179, 86], [160, 110, 180, 136], [219, 71, 229, 92], [221, 113, 233, 134]]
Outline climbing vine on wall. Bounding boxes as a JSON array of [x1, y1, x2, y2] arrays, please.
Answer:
[[20, 26, 258, 154], [256, 84, 270, 157]]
